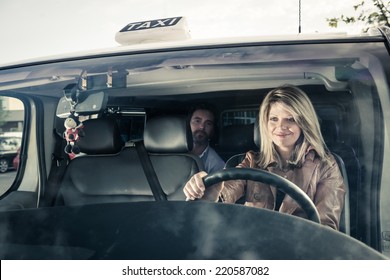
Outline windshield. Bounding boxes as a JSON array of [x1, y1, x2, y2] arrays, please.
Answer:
[[1, 2, 390, 277]]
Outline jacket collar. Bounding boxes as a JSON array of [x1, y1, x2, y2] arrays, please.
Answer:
[[266, 146, 317, 169]]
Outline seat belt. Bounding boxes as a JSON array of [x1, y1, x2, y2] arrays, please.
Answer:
[[43, 130, 69, 206], [135, 141, 167, 201]]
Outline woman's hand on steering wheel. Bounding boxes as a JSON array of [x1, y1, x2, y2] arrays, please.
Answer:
[[183, 171, 208, 201], [183, 171, 223, 202]]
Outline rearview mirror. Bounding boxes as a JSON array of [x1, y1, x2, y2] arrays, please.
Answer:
[[56, 91, 107, 118]]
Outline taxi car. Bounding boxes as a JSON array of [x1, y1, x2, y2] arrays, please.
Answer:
[[0, 134, 21, 173], [0, 17, 389, 260]]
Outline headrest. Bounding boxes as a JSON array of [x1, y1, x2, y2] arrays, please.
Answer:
[[254, 116, 260, 147], [144, 115, 193, 153], [219, 124, 257, 152], [320, 119, 339, 146], [77, 118, 123, 154]]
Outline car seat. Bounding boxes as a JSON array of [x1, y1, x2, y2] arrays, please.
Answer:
[[143, 115, 205, 200], [57, 116, 204, 205], [218, 123, 258, 163], [223, 118, 260, 168], [57, 118, 157, 205]]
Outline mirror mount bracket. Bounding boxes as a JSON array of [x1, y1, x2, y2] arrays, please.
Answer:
[[63, 83, 79, 112]]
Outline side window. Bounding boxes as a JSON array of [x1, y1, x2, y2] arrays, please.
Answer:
[[0, 96, 24, 196], [221, 109, 258, 127], [218, 108, 259, 161]]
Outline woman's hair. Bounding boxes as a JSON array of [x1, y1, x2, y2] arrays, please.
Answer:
[[257, 85, 330, 169]]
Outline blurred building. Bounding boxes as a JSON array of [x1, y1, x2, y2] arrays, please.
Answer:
[[0, 97, 24, 133]]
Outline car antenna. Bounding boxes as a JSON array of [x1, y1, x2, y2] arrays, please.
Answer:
[[298, 0, 302, 34]]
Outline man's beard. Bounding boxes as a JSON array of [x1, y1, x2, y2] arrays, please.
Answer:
[[193, 130, 209, 145]]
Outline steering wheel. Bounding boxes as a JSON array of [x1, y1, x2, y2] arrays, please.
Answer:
[[203, 167, 321, 224]]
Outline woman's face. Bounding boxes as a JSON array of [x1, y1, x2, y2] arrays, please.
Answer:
[[267, 102, 302, 154]]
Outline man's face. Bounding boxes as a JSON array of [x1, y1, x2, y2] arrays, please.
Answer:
[[190, 109, 215, 145]]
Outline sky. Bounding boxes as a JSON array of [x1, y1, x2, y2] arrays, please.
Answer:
[[0, 0, 373, 65]]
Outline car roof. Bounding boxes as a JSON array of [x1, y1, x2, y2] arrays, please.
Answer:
[[0, 30, 385, 69]]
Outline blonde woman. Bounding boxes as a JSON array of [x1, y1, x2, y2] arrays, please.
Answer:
[[183, 85, 345, 230]]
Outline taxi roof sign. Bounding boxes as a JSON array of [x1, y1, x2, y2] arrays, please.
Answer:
[[115, 16, 191, 45]]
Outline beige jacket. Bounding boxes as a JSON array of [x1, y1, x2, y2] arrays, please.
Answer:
[[219, 150, 345, 230]]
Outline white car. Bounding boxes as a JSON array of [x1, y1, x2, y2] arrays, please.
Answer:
[[0, 134, 21, 173], [0, 18, 389, 260]]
